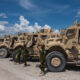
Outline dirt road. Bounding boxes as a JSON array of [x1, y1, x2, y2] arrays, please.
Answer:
[[0, 58, 80, 80]]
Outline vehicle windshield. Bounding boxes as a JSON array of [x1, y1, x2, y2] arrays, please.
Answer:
[[0, 39, 4, 42], [40, 35, 47, 40], [40, 29, 48, 33], [66, 29, 75, 37]]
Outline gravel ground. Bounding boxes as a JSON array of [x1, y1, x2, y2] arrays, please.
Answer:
[[0, 58, 80, 80]]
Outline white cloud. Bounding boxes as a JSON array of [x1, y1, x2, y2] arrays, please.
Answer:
[[77, 11, 80, 15], [53, 29, 60, 34], [19, 0, 69, 16], [0, 16, 53, 37], [43, 24, 51, 29], [0, 21, 8, 25], [0, 13, 7, 18], [20, 16, 30, 25], [33, 22, 41, 32], [14, 16, 51, 33], [75, 10, 80, 18], [14, 16, 47, 33], [19, 0, 36, 10], [0, 25, 5, 31]]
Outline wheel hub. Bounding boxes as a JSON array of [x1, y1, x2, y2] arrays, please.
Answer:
[[51, 57, 61, 67], [0, 51, 5, 56]]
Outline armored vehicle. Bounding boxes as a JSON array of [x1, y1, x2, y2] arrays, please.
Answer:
[[45, 21, 80, 72], [0, 28, 59, 60], [12, 33, 28, 50], [0, 35, 17, 58], [12, 28, 55, 60]]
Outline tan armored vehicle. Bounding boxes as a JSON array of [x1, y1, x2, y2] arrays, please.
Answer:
[[12, 33, 28, 50], [0, 28, 58, 60], [45, 21, 80, 72], [0, 32, 30, 58], [0, 35, 17, 58], [12, 28, 54, 60]]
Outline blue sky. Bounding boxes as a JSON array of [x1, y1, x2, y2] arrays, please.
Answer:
[[0, 0, 80, 36]]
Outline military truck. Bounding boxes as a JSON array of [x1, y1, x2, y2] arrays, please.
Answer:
[[12, 28, 55, 61], [0, 35, 17, 58], [45, 21, 80, 72], [0, 28, 59, 60]]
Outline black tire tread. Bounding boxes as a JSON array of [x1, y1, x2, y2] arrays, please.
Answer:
[[46, 51, 66, 72], [0, 48, 8, 58]]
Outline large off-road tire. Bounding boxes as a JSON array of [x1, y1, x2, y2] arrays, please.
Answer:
[[12, 49, 24, 62], [0, 48, 8, 58], [46, 51, 66, 72]]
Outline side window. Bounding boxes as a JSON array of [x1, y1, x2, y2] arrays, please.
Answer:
[[66, 29, 75, 39], [79, 30, 80, 38], [20, 37, 25, 40], [0, 39, 4, 42], [78, 30, 80, 44], [14, 37, 18, 41], [33, 35, 38, 42], [40, 35, 47, 40]]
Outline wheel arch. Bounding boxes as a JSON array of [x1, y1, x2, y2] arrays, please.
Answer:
[[47, 45, 68, 60], [0, 45, 9, 51], [14, 45, 24, 51]]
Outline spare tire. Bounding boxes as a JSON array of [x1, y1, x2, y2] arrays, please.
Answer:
[[0, 48, 8, 58]]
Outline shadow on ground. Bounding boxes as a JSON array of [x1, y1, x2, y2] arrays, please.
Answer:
[[9, 58, 80, 73], [66, 63, 80, 71]]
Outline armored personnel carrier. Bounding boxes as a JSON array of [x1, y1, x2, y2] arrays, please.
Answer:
[[0, 35, 17, 58], [45, 21, 80, 72], [12, 28, 55, 61], [0, 28, 59, 60]]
